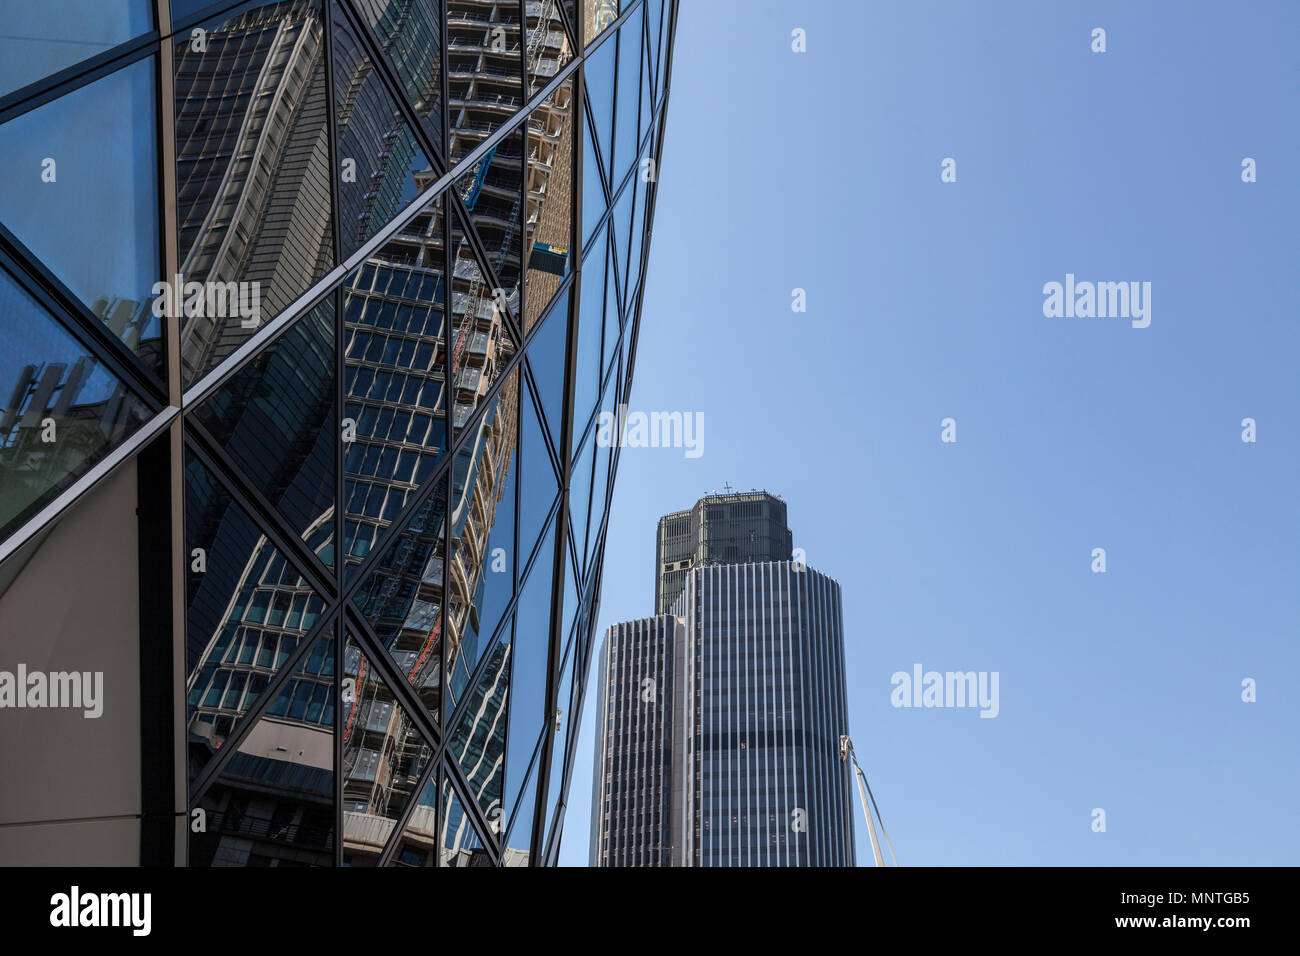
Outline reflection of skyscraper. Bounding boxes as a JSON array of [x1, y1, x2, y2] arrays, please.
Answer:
[[173, 0, 334, 385], [0, 0, 677, 868], [593, 500, 854, 867]]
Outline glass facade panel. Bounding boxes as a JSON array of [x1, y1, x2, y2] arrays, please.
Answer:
[[446, 0, 523, 165], [517, 377, 558, 565], [0, 3, 152, 98], [523, 78, 574, 328], [332, 0, 435, 259], [450, 210, 518, 435], [527, 289, 570, 443], [583, 0, 621, 48], [0, 57, 162, 371], [174, 0, 333, 386], [190, 629, 336, 868], [440, 775, 488, 865], [349, 0, 443, 150], [526, 0, 574, 97], [454, 126, 524, 317], [573, 228, 606, 441], [0, 268, 152, 543], [191, 300, 336, 570], [341, 630, 435, 865], [448, 636, 507, 824], [446, 365, 519, 716], [350, 475, 448, 726], [581, 111, 607, 249], [610, 4, 643, 184]]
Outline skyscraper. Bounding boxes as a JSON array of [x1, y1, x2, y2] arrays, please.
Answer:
[[593, 501, 855, 867], [0, 0, 676, 867], [655, 489, 792, 614]]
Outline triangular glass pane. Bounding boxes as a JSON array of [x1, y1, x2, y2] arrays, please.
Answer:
[[189, 625, 336, 867], [646, 0, 665, 103], [386, 768, 438, 866], [626, 144, 651, 316], [610, 177, 634, 316], [518, 377, 558, 566], [341, 631, 436, 865], [347, 0, 443, 150], [584, 34, 616, 179], [523, 77, 574, 330], [446, 364, 519, 717], [173, 2, 333, 386], [350, 474, 448, 726], [441, 773, 492, 866], [191, 300, 336, 571], [640, 6, 655, 144], [342, 193, 449, 579], [0, 57, 162, 372], [602, 234, 621, 376], [586, 427, 612, 578], [332, 0, 436, 259], [568, 425, 594, 573], [610, 3, 644, 185], [581, 110, 607, 249], [502, 734, 540, 865], [526, 0, 575, 97], [450, 208, 519, 435], [447, 0, 523, 168], [654, 0, 669, 105], [527, 287, 569, 447], [571, 229, 605, 444], [0, 4, 153, 99], [0, 269, 153, 544], [184, 451, 327, 785], [448, 636, 508, 826], [505, 515, 556, 828], [541, 636, 577, 853]]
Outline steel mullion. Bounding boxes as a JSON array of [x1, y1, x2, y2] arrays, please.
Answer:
[[0, 31, 160, 124], [343, 601, 443, 749], [373, 740, 440, 866]]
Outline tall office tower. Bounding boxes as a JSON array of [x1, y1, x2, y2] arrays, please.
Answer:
[[655, 490, 793, 615], [0, 0, 676, 867], [593, 559, 855, 867]]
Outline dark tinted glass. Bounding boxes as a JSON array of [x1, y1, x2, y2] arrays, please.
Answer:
[[174, 0, 332, 386], [526, 0, 574, 97], [448, 637, 507, 824], [0, 58, 162, 372], [454, 126, 523, 319], [349, 474, 447, 727], [0, 3, 153, 99], [447, 366, 519, 716], [190, 628, 336, 867], [440, 776, 488, 866], [450, 211, 518, 435], [0, 269, 152, 543], [349, 0, 443, 149], [183, 451, 326, 782], [191, 301, 336, 571], [342, 194, 448, 576], [446, 0, 522, 166], [332, 0, 434, 259], [341, 632, 435, 866]]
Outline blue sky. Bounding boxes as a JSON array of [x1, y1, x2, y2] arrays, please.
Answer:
[[560, 0, 1299, 865]]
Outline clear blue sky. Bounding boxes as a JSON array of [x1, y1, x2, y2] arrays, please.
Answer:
[[560, 0, 1299, 866]]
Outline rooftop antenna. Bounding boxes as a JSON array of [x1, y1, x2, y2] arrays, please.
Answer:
[[722, 481, 733, 494]]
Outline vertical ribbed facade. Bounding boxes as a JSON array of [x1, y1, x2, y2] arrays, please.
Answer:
[[593, 560, 854, 866]]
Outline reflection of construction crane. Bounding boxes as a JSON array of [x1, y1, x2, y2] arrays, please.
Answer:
[[839, 734, 899, 867]]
